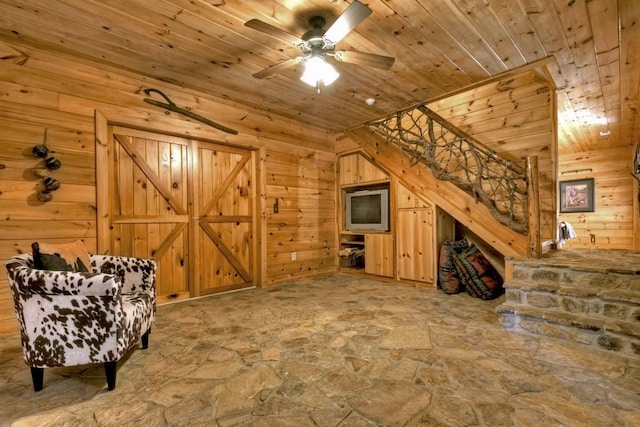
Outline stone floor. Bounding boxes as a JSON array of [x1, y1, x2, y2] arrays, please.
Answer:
[[0, 274, 638, 426]]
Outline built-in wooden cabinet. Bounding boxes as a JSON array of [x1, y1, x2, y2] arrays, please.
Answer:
[[339, 153, 388, 186], [364, 234, 394, 277], [397, 208, 435, 282], [338, 152, 454, 287], [397, 182, 431, 209]]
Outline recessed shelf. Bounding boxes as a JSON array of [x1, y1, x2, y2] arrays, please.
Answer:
[[341, 240, 365, 246]]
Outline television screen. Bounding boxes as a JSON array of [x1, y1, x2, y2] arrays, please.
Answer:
[[345, 188, 389, 231], [350, 194, 382, 224]]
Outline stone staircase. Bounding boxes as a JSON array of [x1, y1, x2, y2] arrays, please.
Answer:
[[496, 248, 640, 360]]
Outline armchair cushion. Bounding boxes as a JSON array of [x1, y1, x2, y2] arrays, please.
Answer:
[[31, 240, 92, 273]]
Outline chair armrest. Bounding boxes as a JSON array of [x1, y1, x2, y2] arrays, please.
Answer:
[[91, 255, 156, 295], [6, 263, 121, 297]]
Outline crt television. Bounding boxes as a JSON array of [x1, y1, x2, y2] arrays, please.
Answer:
[[345, 188, 389, 231]]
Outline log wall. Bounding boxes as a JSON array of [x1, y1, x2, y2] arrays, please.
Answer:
[[558, 145, 635, 249], [0, 41, 336, 335]]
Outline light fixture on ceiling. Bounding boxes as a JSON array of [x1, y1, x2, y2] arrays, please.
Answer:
[[300, 53, 340, 93], [599, 129, 611, 136]]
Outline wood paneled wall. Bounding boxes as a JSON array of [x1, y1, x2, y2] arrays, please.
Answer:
[[264, 138, 336, 280], [0, 41, 336, 335], [558, 145, 635, 249]]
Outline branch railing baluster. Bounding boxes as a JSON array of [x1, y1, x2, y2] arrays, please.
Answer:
[[367, 104, 528, 234]]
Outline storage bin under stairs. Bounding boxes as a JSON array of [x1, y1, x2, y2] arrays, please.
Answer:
[[496, 249, 640, 360]]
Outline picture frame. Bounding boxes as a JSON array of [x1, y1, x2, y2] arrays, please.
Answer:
[[559, 178, 595, 213]]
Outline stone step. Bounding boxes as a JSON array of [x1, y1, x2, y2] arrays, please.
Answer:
[[497, 303, 640, 340], [506, 248, 640, 276], [510, 264, 640, 292], [498, 303, 640, 357], [499, 249, 640, 360], [505, 278, 640, 304]]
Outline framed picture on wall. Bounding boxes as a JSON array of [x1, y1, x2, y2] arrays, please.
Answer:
[[560, 178, 595, 213]]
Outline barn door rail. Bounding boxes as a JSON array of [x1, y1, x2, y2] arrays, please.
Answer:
[[366, 104, 529, 234]]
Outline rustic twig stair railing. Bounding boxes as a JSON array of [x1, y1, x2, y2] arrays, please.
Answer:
[[367, 104, 541, 256]]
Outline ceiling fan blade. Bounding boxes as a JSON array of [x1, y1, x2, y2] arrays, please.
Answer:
[[245, 19, 304, 46], [334, 50, 395, 70], [253, 57, 301, 79], [323, 0, 372, 44]]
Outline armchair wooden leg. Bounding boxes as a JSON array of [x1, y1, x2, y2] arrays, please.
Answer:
[[104, 361, 117, 391], [141, 328, 151, 349], [30, 367, 44, 392]]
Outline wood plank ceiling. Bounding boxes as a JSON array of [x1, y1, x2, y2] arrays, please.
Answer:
[[0, 0, 637, 154]]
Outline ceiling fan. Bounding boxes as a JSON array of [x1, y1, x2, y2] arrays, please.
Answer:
[[244, 0, 395, 93]]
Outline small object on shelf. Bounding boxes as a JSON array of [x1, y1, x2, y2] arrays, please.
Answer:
[[45, 157, 62, 170], [339, 247, 357, 257], [339, 246, 365, 268]]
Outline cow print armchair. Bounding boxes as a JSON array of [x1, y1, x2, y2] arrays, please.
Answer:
[[5, 250, 156, 391]]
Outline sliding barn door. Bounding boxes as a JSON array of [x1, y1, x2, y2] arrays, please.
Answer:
[[192, 142, 254, 295], [96, 122, 257, 303], [110, 128, 190, 302]]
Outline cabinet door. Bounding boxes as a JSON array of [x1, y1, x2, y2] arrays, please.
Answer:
[[365, 234, 394, 277], [397, 182, 432, 209], [357, 155, 388, 183], [397, 208, 434, 283], [339, 153, 388, 185], [339, 154, 359, 185]]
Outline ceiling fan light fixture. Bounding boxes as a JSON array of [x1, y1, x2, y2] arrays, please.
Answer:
[[300, 56, 340, 88], [246, 1, 394, 84]]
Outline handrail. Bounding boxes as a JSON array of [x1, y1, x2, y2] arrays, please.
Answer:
[[367, 104, 529, 234]]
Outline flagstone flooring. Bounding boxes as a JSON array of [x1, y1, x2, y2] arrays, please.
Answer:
[[0, 274, 638, 426]]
